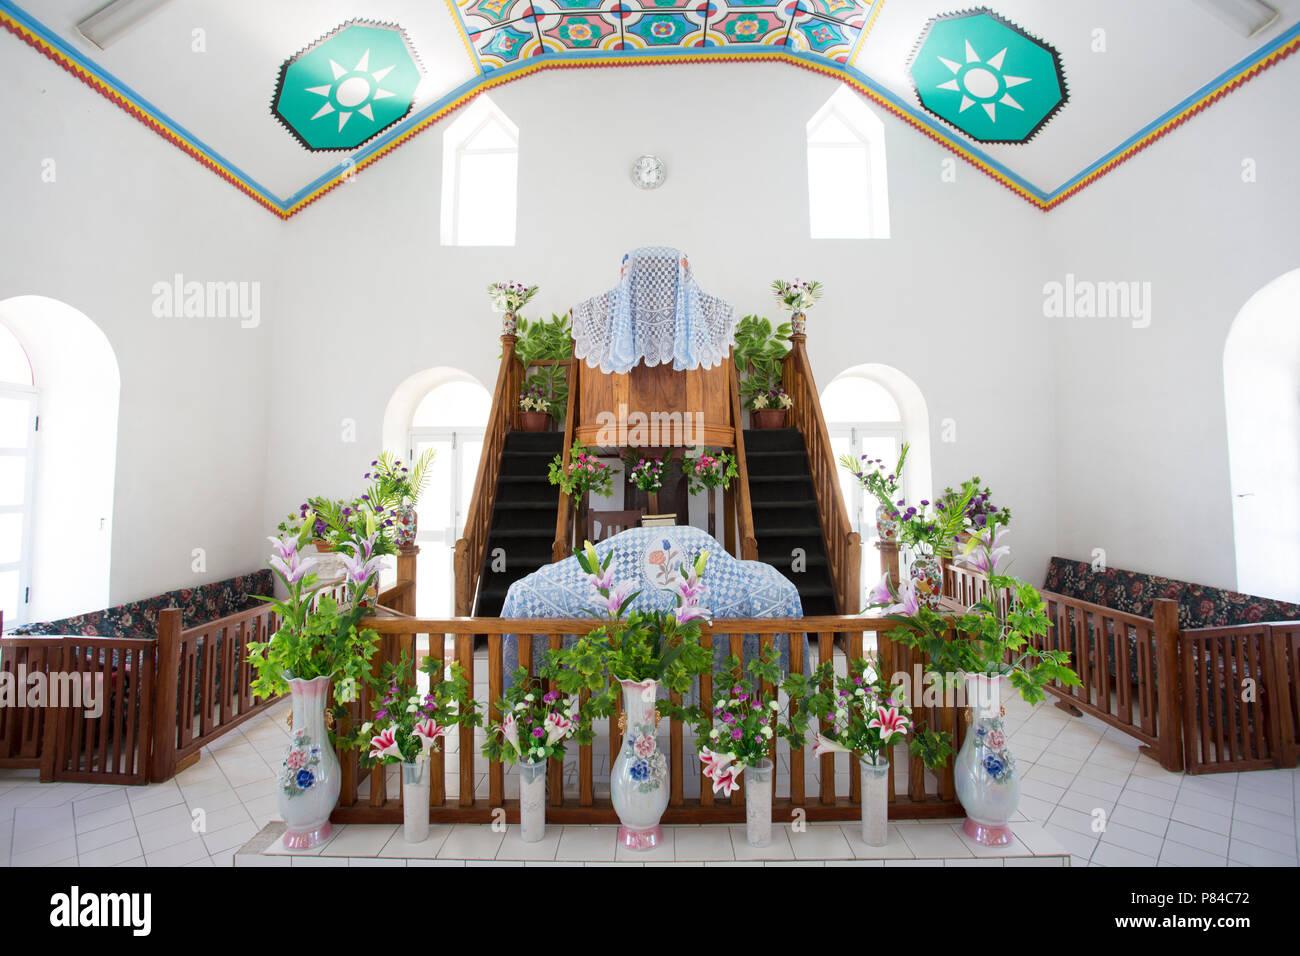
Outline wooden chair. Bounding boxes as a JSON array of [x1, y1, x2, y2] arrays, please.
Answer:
[[586, 509, 644, 542]]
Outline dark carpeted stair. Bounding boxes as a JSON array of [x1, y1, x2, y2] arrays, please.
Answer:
[[473, 431, 564, 616], [744, 427, 838, 616]]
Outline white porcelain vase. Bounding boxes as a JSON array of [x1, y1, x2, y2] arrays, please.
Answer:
[[518, 759, 547, 844], [277, 675, 341, 850], [610, 678, 669, 850], [860, 756, 890, 846], [744, 758, 773, 847], [401, 757, 431, 844], [954, 673, 1020, 846]]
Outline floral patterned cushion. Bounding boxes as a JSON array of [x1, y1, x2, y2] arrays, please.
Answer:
[[11, 570, 273, 640], [1043, 557, 1300, 630]]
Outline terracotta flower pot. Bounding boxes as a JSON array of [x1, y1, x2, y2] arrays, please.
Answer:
[[313, 540, 336, 553], [520, 410, 550, 432], [751, 409, 787, 429]]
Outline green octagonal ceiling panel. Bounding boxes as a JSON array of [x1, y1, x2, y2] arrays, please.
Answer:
[[273, 20, 423, 151], [909, 8, 1067, 144]]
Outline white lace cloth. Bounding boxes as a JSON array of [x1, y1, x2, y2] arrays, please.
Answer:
[[571, 247, 738, 374]]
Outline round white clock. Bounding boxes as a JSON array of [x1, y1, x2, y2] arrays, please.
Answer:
[[631, 154, 666, 189]]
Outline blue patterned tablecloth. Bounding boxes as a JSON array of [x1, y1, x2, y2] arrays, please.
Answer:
[[500, 526, 804, 686]]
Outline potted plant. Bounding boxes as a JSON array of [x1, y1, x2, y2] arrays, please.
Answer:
[[543, 542, 712, 850], [518, 373, 556, 432], [883, 527, 1080, 845], [683, 448, 737, 538], [771, 277, 823, 335], [365, 449, 436, 549], [733, 314, 793, 429], [513, 314, 572, 430], [248, 534, 382, 849], [547, 441, 616, 546], [481, 673, 580, 843], [807, 655, 912, 846], [626, 453, 667, 518], [684, 647, 811, 847], [357, 654, 477, 844], [839, 443, 909, 543], [488, 280, 538, 336]]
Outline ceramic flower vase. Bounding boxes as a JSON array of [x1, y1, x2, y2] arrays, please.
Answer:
[[611, 678, 669, 850], [875, 504, 899, 543], [394, 504, 418, 549], [502, 310, 518, 336], [790, 311, 807, 336], [910, 553, 943, 609], [277, 675, 341, 850], [401, 757, 431, 844], [744, 758, 773, 847], [518, 759, 547, 844], [955, 673, 1020, 846], [860, 756, 890, 846]]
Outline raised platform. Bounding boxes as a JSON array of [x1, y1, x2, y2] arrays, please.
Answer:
[[235, 819, 1069, 867]]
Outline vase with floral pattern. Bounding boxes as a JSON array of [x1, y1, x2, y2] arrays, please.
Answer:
[[910, 552, 943, 609], [394, 504, 418, 549], [501, 310, 518, 336], [790, 311, 807, 336], [277, 675, 341, 850], [875, 504, 899, 543], [955, 673, 1020, 846], [610, 678, 669, 850]]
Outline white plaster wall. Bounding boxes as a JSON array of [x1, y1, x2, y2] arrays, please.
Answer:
[[0, 30, 279, 610]]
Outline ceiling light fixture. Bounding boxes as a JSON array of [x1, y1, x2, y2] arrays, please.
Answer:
[[75, 0, 172, 50], [1190, 0, 1280, 37]]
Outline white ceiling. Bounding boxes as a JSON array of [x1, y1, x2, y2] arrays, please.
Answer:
[[7, 0, 1298, 206]]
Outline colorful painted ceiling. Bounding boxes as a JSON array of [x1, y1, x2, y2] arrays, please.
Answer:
[[2, 0, 1299, 218], [456, 0, 882, 69]]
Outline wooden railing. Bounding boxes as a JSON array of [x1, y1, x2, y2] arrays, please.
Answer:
[[551, 357, 579, 562], [782, 333, 861, 613], [455, 333, 524, 616], [726, 355, 758, 560], [0, 635, 62, 777], [332, 611, 963, 824]]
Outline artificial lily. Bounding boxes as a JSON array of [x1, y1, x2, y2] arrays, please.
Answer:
[[413, 719, 448, 754], [675, 602, 710, 624], [812, 732, 851, 758], [544, 711, 574, 745], [866, 573, 894, 606], [270, 546, 317, 586], [884, 578, 920, 616], [368, 728, 402, 762], [601, 581, 635, 616], [501, 712, 521, 755], [954, 528, 1010, 576], [868, 705, 911, 743]]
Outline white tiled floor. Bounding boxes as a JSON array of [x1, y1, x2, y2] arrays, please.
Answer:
[[2, 664, 1298, 867]]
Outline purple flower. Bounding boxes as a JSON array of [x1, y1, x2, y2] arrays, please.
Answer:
[[731, 729, 743, 740], [531, 727, 544, 739]]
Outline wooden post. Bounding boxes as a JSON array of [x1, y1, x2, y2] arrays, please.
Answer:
[[877, 540, 901, 592], [150, 608, 182, 782], [1150, 599, 1184, 772]]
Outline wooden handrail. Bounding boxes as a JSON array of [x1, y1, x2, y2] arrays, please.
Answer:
[[727, 354, 758, 560], [454, 334, 522, 616], [783, 333, 861, 613], [552, 356, 579, 562]]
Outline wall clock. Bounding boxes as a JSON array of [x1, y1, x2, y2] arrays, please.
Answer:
[[631, 155, 666, 189]]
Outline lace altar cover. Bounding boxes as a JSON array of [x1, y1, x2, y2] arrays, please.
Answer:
[[500, 526, 804, 679], [571, 247, 739, 374]]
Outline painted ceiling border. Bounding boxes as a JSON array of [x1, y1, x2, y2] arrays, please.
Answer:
[[1, 0, 1297, 219]]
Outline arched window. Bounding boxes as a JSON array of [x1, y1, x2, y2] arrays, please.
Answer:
[[806, 86, 890, 240], [382, 369, 492, 615], [440, 95, 519, 247], [822, 365, 931, 597], [0, 297, 119, 629], [1224, 268, 1300, 602]]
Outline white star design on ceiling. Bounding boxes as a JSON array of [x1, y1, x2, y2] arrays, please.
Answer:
[[303, 49, 398, 132], [935, 40, 1031, 123]]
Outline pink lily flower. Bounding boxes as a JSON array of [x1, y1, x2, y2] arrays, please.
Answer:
[[884, 578, 920, 616], [600, 581, 635, 616], [588, 566, 615, 592], [711, 764, 743, 796], [270, 548, 317, 585], [267, 534, 298, 564], [812, 732, 851, 758], [544, 711, 574, 745], [341, 548, 383, 587], [368, 728, 402, 762], [866, 573, 894, 606], [954, 529, 1010, 575], [413, 719, 447, 754], [501, 713, 520, 754], [868, 706, 911, 743], [675, 602, 711, 624]]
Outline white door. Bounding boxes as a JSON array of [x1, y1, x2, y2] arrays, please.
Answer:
[[829, 423, 904, 595], [408, 429, 484, 616], [0, 385, 38, 628]]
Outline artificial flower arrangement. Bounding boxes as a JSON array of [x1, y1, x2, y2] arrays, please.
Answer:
[[352, 653, 479, 769], [247, 533, 381, 707], [626, 454, 665, 494], [876, 525, 1081, 706], [890, 483, 975, 560], [548, 441, 616, 504], [683, 646, 813, 796], [683, 448, 738, 495], [365, 450, 436, 509], [519, 376, 553, 414], [839, 443, 909, 512], [750, 388, 794, 411], [771, 278, 824, 314], [279, 496, 398, 558], [482, 673, 580, 765], [488, 280, 538, 315], [806, 654, 912, 767], [542, 542, 713, 714]]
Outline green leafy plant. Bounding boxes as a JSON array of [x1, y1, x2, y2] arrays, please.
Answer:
[[365, 450, 436, 508], [893, 483, 975, 559], [732, 314, 791, 410], [683, 448, 738, 495], [514, 313, 573, 365], [520, 363, 568, 418], [548, 441, 615, 503], [482, 672, 579, 764], [909, 727, 954, 770]]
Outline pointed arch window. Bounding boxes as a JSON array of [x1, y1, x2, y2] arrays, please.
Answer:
[[440, 96, 519, 247], [806, 87, 891, 240]]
